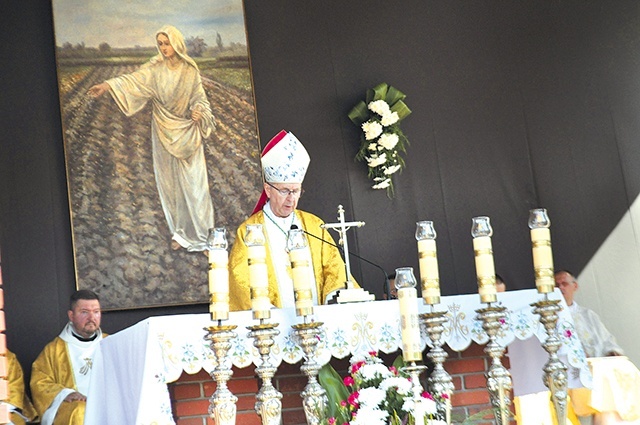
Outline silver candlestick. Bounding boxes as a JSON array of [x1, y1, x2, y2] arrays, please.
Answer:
[[528, 208, 567, 425], [420, 310, 454, 424], [532, 296, 568, 425], [292, 321, 327, 425], [402, 362, 429, 423], [204, 324, 238, 425], [247, 322, 283, 425], [475, 306, 512, 425]]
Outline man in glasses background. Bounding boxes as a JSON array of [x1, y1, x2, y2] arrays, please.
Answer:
[[228, 130, 356, 310]]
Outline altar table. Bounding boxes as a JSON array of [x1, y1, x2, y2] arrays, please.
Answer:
[[85, 289, 590, 425]]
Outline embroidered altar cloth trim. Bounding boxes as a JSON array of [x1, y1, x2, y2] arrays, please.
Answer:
[[85, 288, 590, 425]]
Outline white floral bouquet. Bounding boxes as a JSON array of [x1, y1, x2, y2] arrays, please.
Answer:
[[320, 351, 447, 425], [348, 83, 411, 196]]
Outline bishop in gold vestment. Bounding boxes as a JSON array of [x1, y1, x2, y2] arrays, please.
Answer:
[[229, 208, 351, 309], [229, 130, 357, 310]]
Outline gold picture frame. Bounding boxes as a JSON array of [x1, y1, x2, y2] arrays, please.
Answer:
[[52, 0, 262, 310]]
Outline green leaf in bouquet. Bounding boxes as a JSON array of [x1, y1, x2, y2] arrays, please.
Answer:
[[367, 82, 390, 103], [385, 85, 407, 107], [318, 363, 350, 422], [390, 99, 412, 121], [348, 100, 370, 126], [392, 354, 406, 371]]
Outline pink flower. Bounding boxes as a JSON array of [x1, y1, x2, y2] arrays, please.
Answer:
[[347, 391, 360, 408], [328, 418, 336, 425], [565, 329, 573, 338], [441, 393, 450, 399], [350, 361, 365, 374], [343, 376, 355, 387], [421, 391, 434, 400], [368, 350, 378, 357], [389, 366, 398, 375], [499, 318, 506, 325], [340, 400, 347, 407]]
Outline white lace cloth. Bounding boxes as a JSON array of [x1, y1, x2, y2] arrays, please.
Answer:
[[85, 288, 590, 425]]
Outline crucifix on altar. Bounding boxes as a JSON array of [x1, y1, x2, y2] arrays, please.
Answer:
[[321, 205, 376, 303]]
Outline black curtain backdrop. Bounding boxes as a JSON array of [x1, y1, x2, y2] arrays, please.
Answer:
[[2, 0, 640, 374]]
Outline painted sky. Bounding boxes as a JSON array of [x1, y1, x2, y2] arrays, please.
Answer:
[[52, 0, 248, 48]]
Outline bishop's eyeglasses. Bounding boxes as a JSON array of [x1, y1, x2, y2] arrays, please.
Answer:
[[266, 181, 305, 197]]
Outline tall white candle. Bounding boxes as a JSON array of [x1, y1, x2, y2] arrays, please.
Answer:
[[289, 248, 313, 317], [398, 286, 422, 362], [473, 236, 497, 304], [531, 227, 554, 293], [208, 249, 229, 321], [248, 244, 271, 319], [418, 238, 440, 304]]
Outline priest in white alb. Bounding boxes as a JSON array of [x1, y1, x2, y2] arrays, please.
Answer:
[[30, 290, 105, 425], [555, 270, 640, 425], [229, 129, 356, 310]]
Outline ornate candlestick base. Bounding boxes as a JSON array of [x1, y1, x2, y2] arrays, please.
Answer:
[[402, 362, 430, 423], [532, 298, 568, 425], [475, 306, 512, 425], [292, 321, 327, 425], [402, 362, 428, 397], [421, 310, 454, 424], [247, 322, 283, 425], [204, 324, 238, 425]]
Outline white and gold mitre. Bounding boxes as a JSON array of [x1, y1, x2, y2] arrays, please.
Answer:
[[261, 130, 310, 183]]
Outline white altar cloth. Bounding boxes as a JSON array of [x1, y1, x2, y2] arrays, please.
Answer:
[[85, 289, 590, 425]]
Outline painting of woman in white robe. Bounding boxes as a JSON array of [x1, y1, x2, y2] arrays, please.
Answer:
[[54, 0, 262, 309], [89, 25, 215, 252]]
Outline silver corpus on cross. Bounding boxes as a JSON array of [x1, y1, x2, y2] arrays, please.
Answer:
[[321, 204, 375, 303]]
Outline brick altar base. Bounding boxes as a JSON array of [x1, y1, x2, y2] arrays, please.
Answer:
[[169, 342, 513, 425]]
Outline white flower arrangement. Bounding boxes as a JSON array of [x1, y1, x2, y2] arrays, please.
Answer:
[[349, 83, 411, 196], [321, 351, 447, 425]]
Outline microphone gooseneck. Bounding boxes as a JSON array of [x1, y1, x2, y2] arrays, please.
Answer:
[[289, 224, 391, 299]]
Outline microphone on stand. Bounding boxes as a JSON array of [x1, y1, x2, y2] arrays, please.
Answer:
[[289, 224, 392, 300]]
